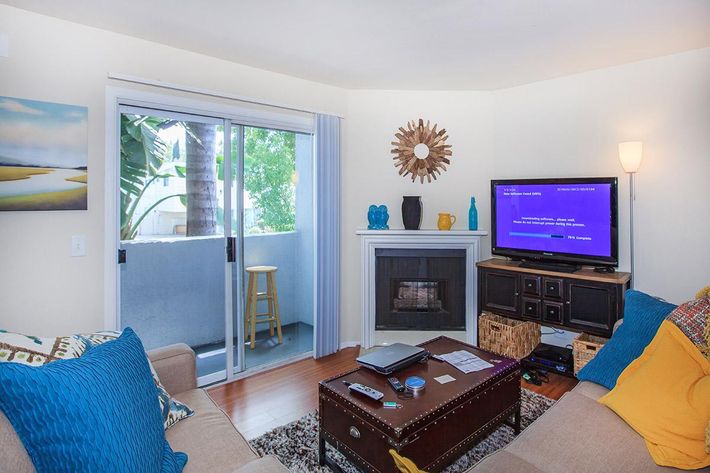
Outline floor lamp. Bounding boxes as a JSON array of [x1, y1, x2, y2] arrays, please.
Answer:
[[618, 141, 643, 288]]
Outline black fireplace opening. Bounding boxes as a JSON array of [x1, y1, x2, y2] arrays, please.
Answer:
[[375, 248, 466, 331]]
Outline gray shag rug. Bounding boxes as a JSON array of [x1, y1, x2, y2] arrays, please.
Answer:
[[250, 388, 555, 472]]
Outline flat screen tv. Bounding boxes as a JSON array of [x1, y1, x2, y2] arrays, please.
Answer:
[[491, 177, 618, 269]]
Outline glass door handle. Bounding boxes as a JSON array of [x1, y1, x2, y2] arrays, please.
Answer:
[[226, 237, 236, 263]]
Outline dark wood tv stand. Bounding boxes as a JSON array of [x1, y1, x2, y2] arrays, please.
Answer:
[[477, 258, 631, 338]]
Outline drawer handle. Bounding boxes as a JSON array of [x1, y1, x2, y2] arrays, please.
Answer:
[[349, 426, 361, 439]]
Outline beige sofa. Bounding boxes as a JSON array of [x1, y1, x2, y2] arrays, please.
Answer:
[[0, 343, 289, 473], [471, 380, 710, 473], [3, 342, 707, 473]]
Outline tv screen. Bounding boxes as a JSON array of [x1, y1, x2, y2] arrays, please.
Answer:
[[491, 178, 618, 266]]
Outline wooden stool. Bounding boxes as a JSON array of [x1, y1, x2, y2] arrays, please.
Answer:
[[245, 266, 282, 349]]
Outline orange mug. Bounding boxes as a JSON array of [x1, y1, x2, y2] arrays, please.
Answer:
[[437, 213, 456, 230]]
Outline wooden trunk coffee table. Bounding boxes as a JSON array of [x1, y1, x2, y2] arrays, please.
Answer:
[[319, 336, 520, 473]]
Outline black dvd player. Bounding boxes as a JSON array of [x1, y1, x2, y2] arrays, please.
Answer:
[[523, 343, 574, 377]]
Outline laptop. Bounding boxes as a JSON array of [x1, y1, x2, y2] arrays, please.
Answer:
[[356, 343, 428, 375]]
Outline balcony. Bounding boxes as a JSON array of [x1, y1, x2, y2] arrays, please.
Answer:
[[120, 230, 314, 380]]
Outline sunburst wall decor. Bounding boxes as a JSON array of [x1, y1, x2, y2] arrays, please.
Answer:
[[391, 118, 452, 183]]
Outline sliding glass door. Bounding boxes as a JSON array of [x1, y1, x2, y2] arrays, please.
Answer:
[[239, 125, 314, 371], [117, 103, 314, 385], [118, 107, 233, 384]]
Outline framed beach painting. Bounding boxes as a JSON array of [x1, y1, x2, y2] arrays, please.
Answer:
[[0, 96, 88, 211]]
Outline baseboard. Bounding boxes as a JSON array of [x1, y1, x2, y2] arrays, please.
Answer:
[[339, 340, 361, 350]]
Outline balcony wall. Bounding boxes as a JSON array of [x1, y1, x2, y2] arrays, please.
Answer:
[[120, 231, 312, 351]]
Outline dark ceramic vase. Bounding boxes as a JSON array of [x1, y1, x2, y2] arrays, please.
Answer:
[[402, 196, 422, 230]]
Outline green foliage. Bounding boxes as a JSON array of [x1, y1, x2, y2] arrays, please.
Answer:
[[119, 114, 184, 240], [244, 127, 296, 233], [119, 117, 297, 239]]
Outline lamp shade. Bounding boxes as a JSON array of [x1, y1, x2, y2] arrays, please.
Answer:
[[618, 141, 643, 173]]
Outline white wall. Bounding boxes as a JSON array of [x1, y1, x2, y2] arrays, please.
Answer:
[[340, 48, 710, 343], [0, 5, 346, 336], [491, 47, 710, 306], [341, 91, 496, 343]]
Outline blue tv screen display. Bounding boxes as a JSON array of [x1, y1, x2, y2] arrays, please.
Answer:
[[493, 180, 616, 262]]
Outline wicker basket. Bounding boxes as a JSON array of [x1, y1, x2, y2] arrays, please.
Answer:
[[478, 312, 540, 359], [573, 333, 608, 375]]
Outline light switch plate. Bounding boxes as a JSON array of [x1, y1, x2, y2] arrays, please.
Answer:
[[71, 235, 86, 257]]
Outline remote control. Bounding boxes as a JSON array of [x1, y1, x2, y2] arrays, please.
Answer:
[[347, 383, 384, 401], [387, 377, 405, 393]]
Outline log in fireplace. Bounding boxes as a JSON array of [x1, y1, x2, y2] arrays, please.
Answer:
[[375, 248, 466, 331]]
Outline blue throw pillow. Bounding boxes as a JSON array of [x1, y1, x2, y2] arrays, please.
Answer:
[[577, 289, 677, 389], [0, 327, 187, 473]]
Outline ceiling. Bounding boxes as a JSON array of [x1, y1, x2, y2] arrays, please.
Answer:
[[4, 0, 710, 90]]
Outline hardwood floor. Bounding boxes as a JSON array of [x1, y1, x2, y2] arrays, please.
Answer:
[[522, 371, 578, 400], [208, 347, 360, 439], [208, 346, 576, 440]]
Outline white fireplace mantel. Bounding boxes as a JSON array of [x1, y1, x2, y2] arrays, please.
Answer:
[[357, 229, 488, 348]]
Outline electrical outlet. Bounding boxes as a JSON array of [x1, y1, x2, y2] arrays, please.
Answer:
[[71, 235, 86, 257]]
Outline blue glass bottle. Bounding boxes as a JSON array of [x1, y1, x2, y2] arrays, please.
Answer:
[[468, 197, 478, 231]]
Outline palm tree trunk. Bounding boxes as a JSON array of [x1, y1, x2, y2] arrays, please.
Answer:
[[185, 123, 217, 236]]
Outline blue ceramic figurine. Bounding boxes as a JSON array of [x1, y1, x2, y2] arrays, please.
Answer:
[[367, 205, 390, 230]]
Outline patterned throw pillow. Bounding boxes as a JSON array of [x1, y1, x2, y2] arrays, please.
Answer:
[[667, 297, 710, 345], [666, 296, 710, 359], [0, 329, 193, 430], [0, 330, 86, 364], [668, 292, 710, 455]]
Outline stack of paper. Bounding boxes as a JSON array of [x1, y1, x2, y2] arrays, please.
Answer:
[[436, 350, 494, 374]]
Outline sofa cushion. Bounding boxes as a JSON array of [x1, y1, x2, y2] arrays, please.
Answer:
[[599, 321, 710, 470], [577, 290, 676, 389], [469, 451, 545, 473], [148, 343, 198, 395], [0, 329, 194, 430], [167, 389, 259, 473], [503, 391, 678, 473], [0, 328, 187, 473], [570, 380, 609, 400], [0, 410, 33, 473]]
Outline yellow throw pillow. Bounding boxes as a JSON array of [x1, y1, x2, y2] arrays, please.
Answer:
[[599, 320, 710, 470]]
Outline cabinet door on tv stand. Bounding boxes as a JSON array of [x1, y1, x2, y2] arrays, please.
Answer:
[[480, 270, 520, 317], [564, 280, 617, 337]]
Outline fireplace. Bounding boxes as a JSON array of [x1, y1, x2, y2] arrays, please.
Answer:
[[375, 248, 466, 331]]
